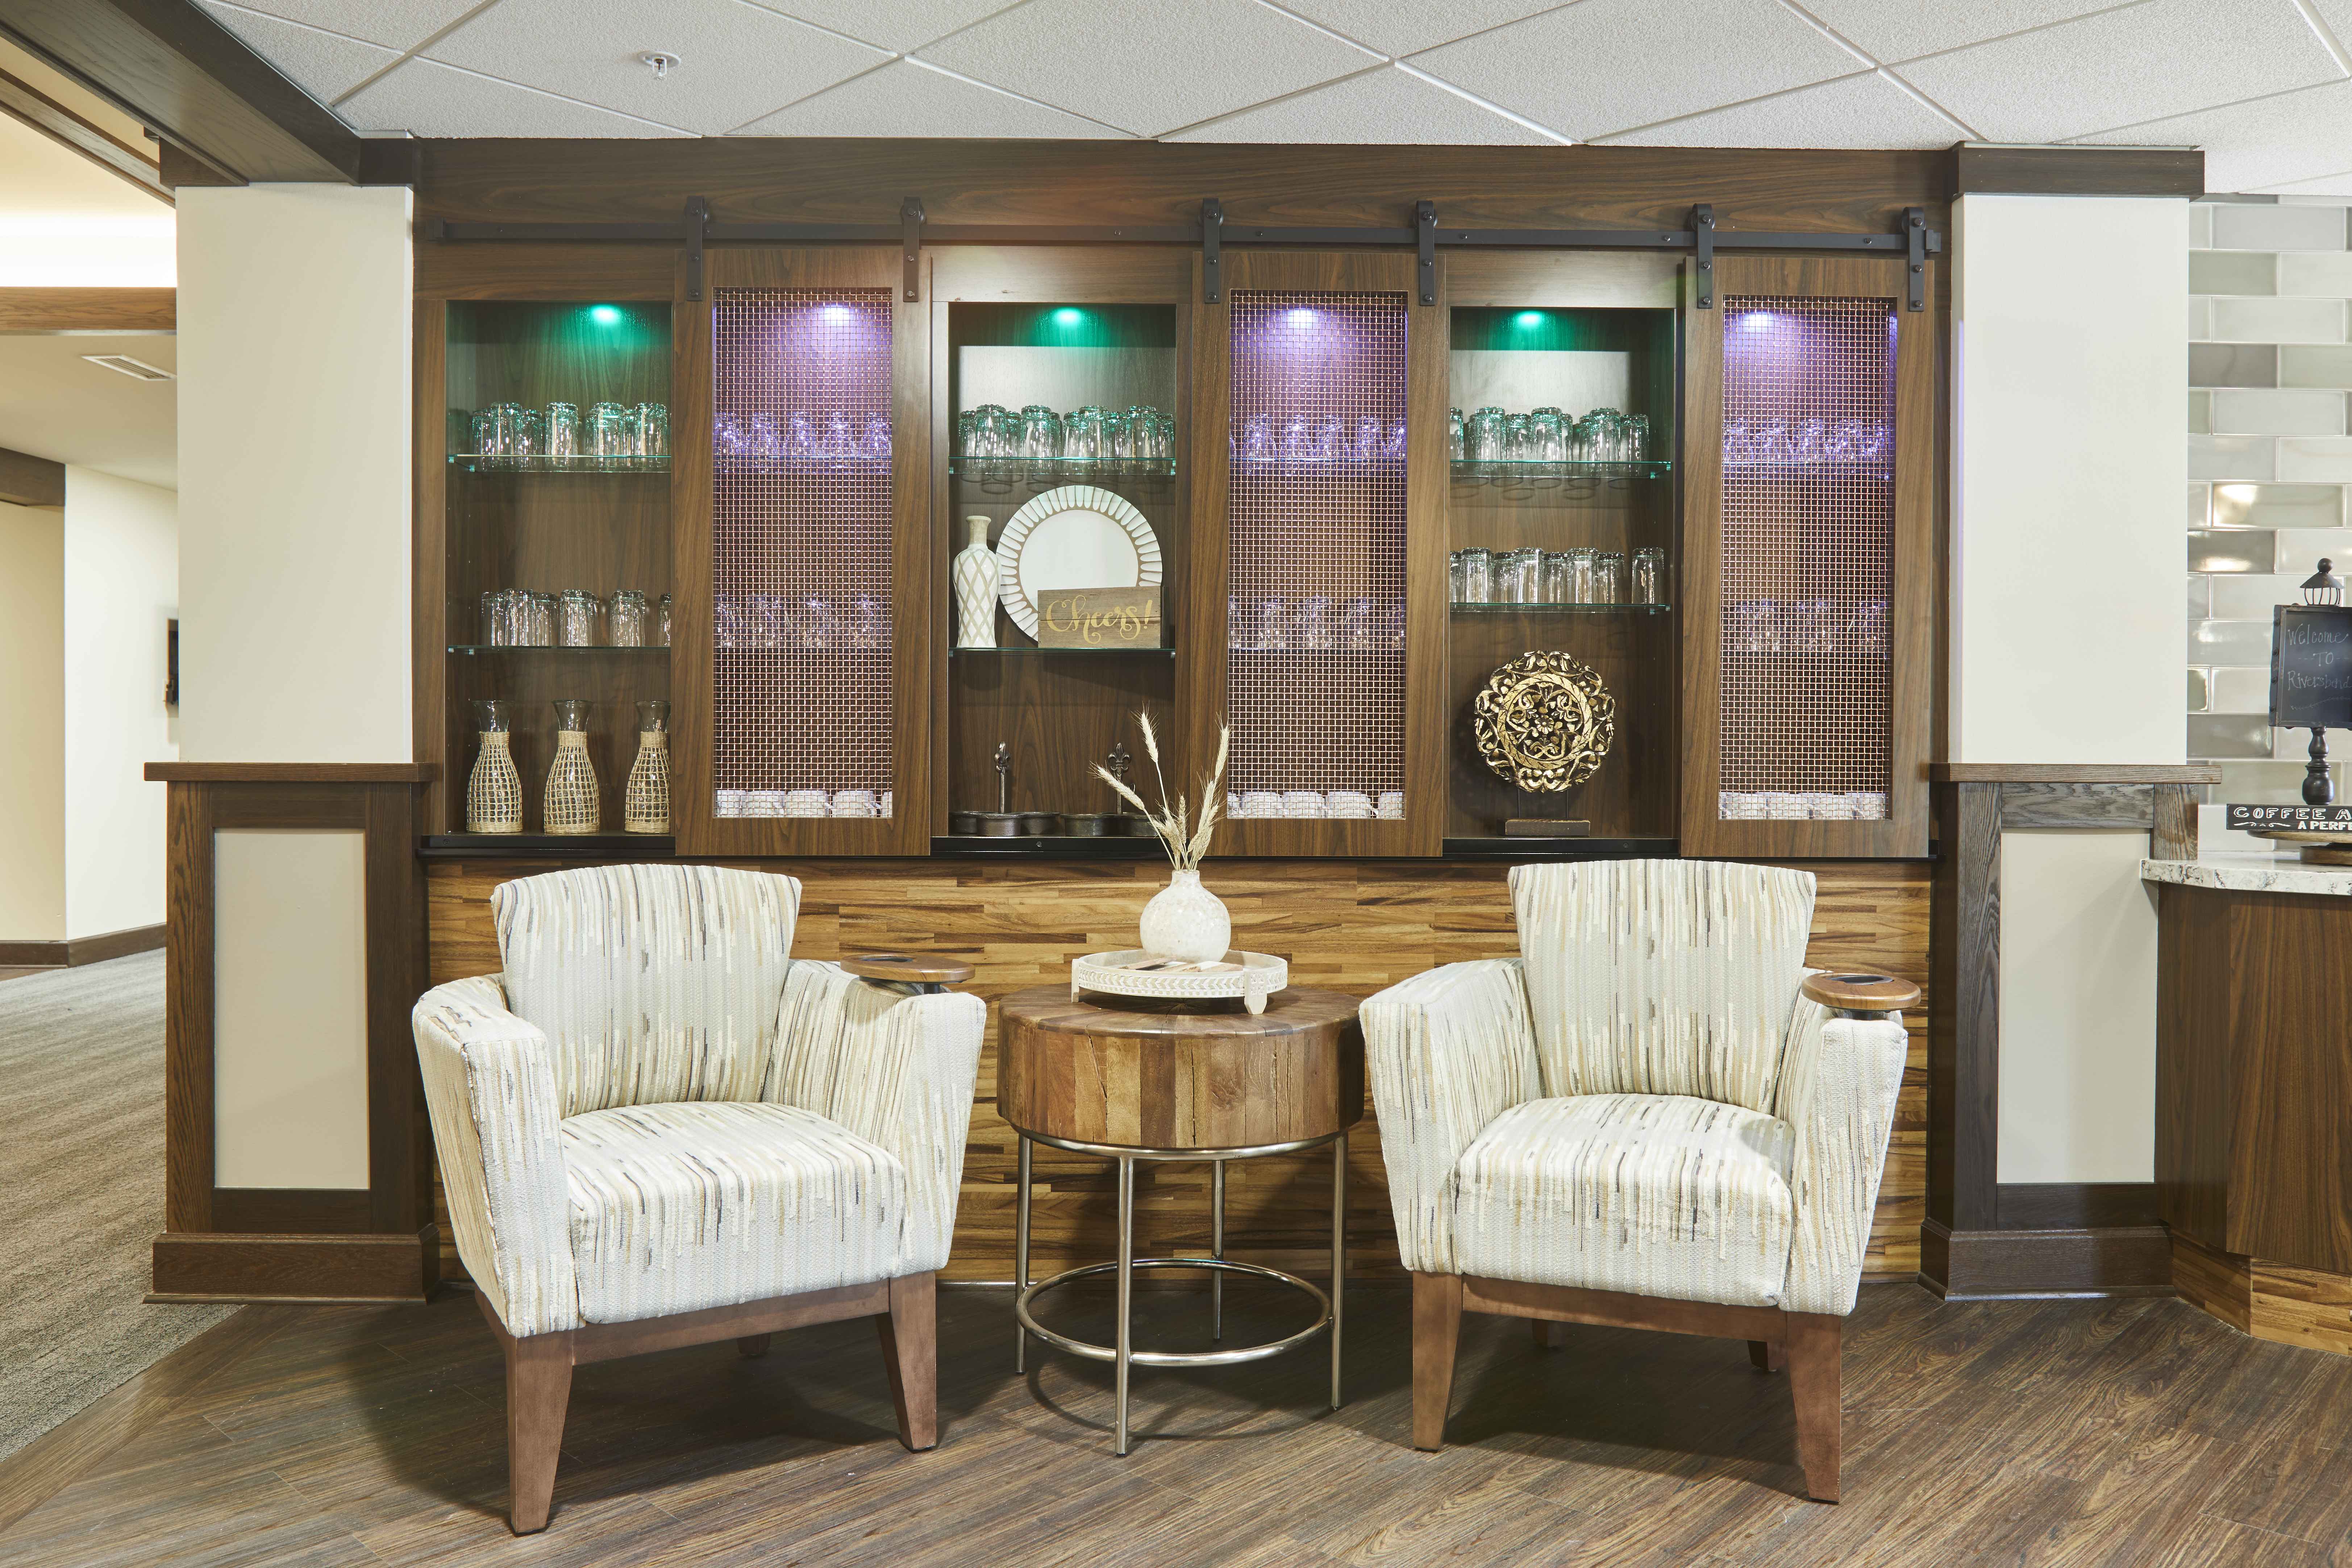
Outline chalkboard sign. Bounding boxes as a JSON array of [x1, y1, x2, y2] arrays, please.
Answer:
[[2269, 605, 2352, 729]]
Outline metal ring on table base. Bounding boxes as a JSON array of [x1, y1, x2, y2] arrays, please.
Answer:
[[1016, 1258, 1332, 1369]]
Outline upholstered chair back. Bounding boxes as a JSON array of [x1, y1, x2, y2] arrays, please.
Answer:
[[1507, 860, 1815, 1114], [492, 864, 802, 1117]]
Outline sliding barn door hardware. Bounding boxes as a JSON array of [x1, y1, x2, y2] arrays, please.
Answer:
[[440, 196, 1943, 311]]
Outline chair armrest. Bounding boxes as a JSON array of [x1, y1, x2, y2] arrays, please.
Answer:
[[412, 976, 581, 1336], [1360, 958, 1542, 1274], [771, 961, 987, 1274], [1776, 982, 1910, 1316]]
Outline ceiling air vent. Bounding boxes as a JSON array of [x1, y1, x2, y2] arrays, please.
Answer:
[[81, 354, 174, 381]]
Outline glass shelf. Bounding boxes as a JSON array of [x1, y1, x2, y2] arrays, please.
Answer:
[[1723, 460, 1890, 474], [446, 644, 671, 655], [950, 645, 1173, 657], [1451, 602, 1673, 615], [449, 455, 670, 474], [949, 456, 1176, 479], [1452, 459, 1672, 482]]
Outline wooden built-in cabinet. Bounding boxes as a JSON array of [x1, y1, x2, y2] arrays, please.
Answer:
[[420, 241, 1937, 863]]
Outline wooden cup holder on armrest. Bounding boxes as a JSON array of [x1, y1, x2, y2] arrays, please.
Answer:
[[1800, 972, 1920, 1018], [842, 952, 977, 993]]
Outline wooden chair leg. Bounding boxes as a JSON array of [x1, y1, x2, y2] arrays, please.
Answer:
[[1411, 1272, 1463, 1452], [1532, 1317, 1565, 1350], [503, 1330, 574, 1535], [1748, 1339, 1784, 1373], [878, 1271, 938, 1452], [737, 1334, 772, 1358], [1784, 1312, 1843, 1503]]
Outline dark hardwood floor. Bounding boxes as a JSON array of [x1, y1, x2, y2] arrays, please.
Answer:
[[4, 1280, 2350, 1565]]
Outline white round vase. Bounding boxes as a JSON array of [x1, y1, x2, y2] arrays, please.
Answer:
[[1138, 869, 1231, 963]]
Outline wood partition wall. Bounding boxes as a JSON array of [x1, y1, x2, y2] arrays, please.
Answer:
[[424, 855, 1929, 1286]]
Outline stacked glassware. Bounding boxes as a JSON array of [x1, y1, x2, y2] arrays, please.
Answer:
[[1450, 404, 1655, 476], [1722, 418, 1889, 466], [956, 403, 1174, 474], [714, 409, 893, 466], [1449, 547, 1666, 607], [466, 401, 668, 469], [478, 589, 672, 648], [1228, 415, 1406, 467]]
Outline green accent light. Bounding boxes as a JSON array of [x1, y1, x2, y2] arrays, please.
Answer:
[[587, 304, 624, 325], [1052, 307, 1086, 325], [1514, 311, 1547, 327]]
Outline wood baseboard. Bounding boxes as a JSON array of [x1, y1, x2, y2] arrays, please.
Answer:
[[1919, 1218, 2174, 1299], [149, 1229, 435, 1303], [0, 923, 165, 969], [2171, 1232, 2352, 1356]]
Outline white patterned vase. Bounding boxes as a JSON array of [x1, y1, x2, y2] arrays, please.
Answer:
[[1139, 869, 1231, 963], [953, 514, 997, 648]]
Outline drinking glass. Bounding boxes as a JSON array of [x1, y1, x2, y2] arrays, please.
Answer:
[[1352, 416, 1385, 463], [1595, 551, 1626, 605], [558, 589, 601, 647], [1540, 550, 1572, 605], [587, 402, 630, 467], [1295, 594, 1333, 650], [1632, 547, 1666, 605], [859, 415, 891, 460], [1383, 419, 1407, 460], [956, 409, 978, 456], [526, 593, 555, 646], [1237, 414, 1275, 465], [1565, 546, 1598, 605], [715, 595, 743, 651], [1792, 418, 1827, 465], [478, 589, 507, 646], [1278, 414, 1313, 467], [1099, 410, 1131, 470], [1465, 406, 1506, 467], [1020, 405, 1063, 466], [512, 407, 547, 468], [608, 590, 648, 647], [1503, 413, 1532, 463], [1499, 547, 1542, 605], [634, 403, 668, 462], [1448, 407, 1466, 462], [1228, 594, 1246, 649], [1123, 406, 1158, 466], [1457, 547, 1493, 604], [783, 410, 817, 460], [817, 410, 856, 460], [469, 406, 503, 464], [1529, 408, 1567, 464], [1449, 551, 1469, 604], [1627, 413, 1652, 463], [544, 402, 579, 465], [1311, 417, 1342, 464], [799, 597, 837, 651], [849, 595, 886, 651], [750, 412, 783, 463], [656, 593, 672, 647], [1065, 405, 1109, 462], [1255, 596, 1287, 651]]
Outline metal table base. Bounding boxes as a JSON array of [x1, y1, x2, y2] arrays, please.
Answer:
[[1013, 1127, 1347, 1455]]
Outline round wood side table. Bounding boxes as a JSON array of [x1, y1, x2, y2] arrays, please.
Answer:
[[996, 984, 1365, 1455]]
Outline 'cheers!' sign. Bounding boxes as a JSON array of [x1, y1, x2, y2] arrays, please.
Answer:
[[1037, 586, 1162, 649]]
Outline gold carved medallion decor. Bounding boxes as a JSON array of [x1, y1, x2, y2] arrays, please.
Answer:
[[1473, 651, 1616, 792]]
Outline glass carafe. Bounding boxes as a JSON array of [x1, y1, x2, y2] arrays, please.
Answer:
[[624, 700, 670, 835], [466, 699, 523, 835], [544, 698, 599, 835]]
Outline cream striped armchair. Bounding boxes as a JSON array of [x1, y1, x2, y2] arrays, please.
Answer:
[[1362, 859, 1910, 1501], [412, 864, 985, 1533]]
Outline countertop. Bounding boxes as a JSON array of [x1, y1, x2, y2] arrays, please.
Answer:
[[2141, 851, 2352, 897]]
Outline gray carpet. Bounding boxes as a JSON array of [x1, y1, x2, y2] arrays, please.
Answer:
[[0, 953, 234, 1461]]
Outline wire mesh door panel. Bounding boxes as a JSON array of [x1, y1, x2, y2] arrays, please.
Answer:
[[709, 287, 897, 823], [1225, 290, 1410, 823], [1715, 295, 1896, 827]]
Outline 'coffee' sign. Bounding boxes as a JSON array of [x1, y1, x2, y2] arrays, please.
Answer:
[[1037, 587, 1161, 649]]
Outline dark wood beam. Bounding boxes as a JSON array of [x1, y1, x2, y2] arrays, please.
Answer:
[[1950, 143, 2204, 199], [0, 287, 174, 332], [0, 0, 359, 184], [0, 446, 66, 508], [0, 63, 168, 204]]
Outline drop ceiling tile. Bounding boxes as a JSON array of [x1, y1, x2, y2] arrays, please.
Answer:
[[743, 0, 1023, 54], [1167, 65, 1560, 143], [1267, 0, 1572, 58], [199, 3, 401, 103], [2269, 172, 2352, 197], [194, 0, 480, 51], [1408, 0, 1862, 143], [1895, 0, 2342, 145], [1594, 70, 1969, 147], [424, 0, 886, 136], [2073, 80, 2352, 193], [917, 0, 1380, 138], [338, 58, 694, 137], [1789, 0, 2125, 64], [732, 61, 1124, 137]]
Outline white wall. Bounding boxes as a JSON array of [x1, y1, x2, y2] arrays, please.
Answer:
[[0, 500, 63, 941], [175, 183, 412, 763], [62, 466, 176, 939], [1996, 831, 2160, 1183], [1952, 194, 2187, 765]]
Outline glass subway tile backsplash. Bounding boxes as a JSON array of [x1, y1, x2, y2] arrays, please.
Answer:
[[2190, 200, 2352, 802]]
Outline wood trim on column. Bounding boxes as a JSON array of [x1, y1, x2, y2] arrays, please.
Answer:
[[150, 770, 437, 1301], [0, 446, 64, 508], [1949, 144, 2203, 199], [1926, 778, 2000, 1261], [0, 287, 174, 334]]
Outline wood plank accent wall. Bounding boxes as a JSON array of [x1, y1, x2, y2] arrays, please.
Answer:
[[425, 856, 1928, 1285]]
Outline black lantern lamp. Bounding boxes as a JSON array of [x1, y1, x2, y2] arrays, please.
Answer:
[[2302, 560, 2346, 805]]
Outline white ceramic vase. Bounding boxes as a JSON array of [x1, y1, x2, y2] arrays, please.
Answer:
[[1139, 869, 1231, 963], [952, 515, 997, 648]]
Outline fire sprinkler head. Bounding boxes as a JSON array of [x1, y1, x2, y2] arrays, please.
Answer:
[[640, 51, 680, 79]]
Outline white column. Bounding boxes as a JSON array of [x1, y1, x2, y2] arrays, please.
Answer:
[[1953, 193, 2187, 1187]]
